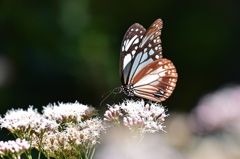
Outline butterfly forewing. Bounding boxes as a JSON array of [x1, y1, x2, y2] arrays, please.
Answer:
[[128, 19, 163, 85], [132, 58, 178, 102], [120, 19, 164, 86], [120, 23, 146, 85]]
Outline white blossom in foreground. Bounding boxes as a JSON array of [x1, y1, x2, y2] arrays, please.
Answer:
[[41, 118, 105, 158], [0, 106, 59, 140], [0, 138, 30, 158], [40, 102, 104, 159], [104, 99, 167, 135], [42, 101, 97, 123], [0, 102, 104, 159], [0, 106, 39, 133]]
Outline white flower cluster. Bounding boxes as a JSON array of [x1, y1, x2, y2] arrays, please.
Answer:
[[0, 102, 104, 159], [41, 118, 104, 158], [0, 138, 30, 158], [0, 106, 59, 139], [0, 107, 39, 132], [104, 99, 167, 134], [43, 101, 97, 123]]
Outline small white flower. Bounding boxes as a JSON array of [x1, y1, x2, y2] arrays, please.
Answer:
[[104, 99, 168, 135], [0, 106, 59, 140], [41, 118, 105, 158], [43, 101, 97, 123], [0, 102, 104, 159], [0, 107, 39, 134], [0, 138, 30, 157], [104, 105, 122, 121]]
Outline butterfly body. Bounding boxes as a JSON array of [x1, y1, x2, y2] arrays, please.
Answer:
[[118, 19, 178, 102], [118, 84, 134, 96]]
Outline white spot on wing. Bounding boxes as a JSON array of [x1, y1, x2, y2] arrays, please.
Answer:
[[150, 66, 165, 75], [133, 58, 153, 79], [128, 52, 142, 83], [134, 85, 157, 93], [139, 32, 154, 48], [134, 74, 159, 87], [125, 35, 138, 51], [146, 68, 153, 74], [151, 81, 159, 86], [132, 50, 136, 55], [149, 49, 154, 55], [133, 38, 139, 45], [141, 53, 148, 62], [123, 54, 132, 69], [159, 71, 167, 77]]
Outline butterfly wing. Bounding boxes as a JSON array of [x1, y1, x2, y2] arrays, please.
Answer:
[[120, 19, 163, 86], [120, 23, 146, 85], [132, 58, 178, 102]]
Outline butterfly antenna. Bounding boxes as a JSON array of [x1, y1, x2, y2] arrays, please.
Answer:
[[100, 87, 119, 106]]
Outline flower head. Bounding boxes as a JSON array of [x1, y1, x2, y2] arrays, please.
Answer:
[[0, 106, 39, 132], [0, 106, 58, 139], [43, 101, 97, 124], [104, 99, 167, 135], [0, 101, 103, 159], [0, 138, 30, 158], [41, 118, 105, 158]]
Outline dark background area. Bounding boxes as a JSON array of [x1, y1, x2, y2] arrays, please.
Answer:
[[0, 0, 239, 115]]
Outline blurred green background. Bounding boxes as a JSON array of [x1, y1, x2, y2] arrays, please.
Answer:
[[0, 0, 239, 113]]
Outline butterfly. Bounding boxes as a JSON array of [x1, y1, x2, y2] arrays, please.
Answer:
[[118, 18, 178, 102]]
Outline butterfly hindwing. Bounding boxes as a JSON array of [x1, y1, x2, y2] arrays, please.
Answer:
[[132, 58, 177, 102]]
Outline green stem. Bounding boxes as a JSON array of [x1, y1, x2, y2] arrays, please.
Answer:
[[38, 151, 41, 159], [90, 147, 95, 159], [24, 149, 32, 159]]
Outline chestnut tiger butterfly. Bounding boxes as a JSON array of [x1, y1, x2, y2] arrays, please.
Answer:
[[117, 18, 178, 102]]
